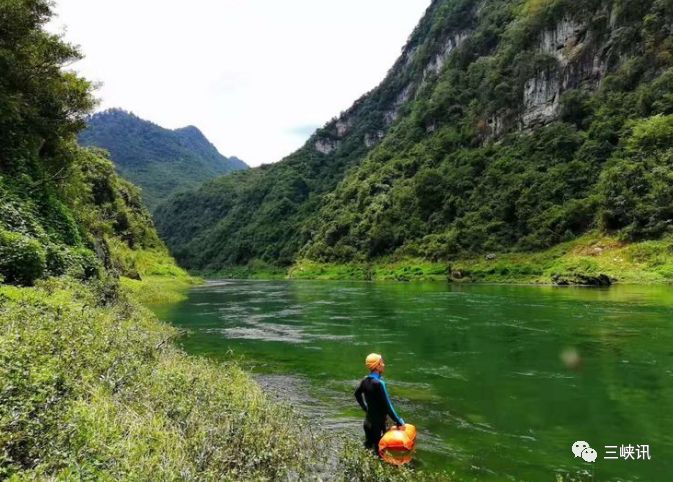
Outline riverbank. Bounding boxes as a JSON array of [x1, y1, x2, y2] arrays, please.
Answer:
[[0, 268, 446, 481], [287, 234, 673, 285]]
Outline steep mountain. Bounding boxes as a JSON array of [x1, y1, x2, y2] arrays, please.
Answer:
[[80, 109, 247, 210], [156, 0, 673, 273]]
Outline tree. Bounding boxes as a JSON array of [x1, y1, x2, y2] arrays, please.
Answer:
[[0, 0, 94, 173]]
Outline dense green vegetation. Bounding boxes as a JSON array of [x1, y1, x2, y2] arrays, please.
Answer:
[[80, 109, 247, 210], [0, 279, 302, 480], [0, 0, 164, 286], [156, 0, 673, 283], [0, 2, 447, 480], [290, 234, 673, 284]]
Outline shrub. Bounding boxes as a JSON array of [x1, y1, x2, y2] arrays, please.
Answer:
[[70, 247, 102, 280], [45, 243, 69, 277], [0, 229, 46, 285], [0, 279, 321, 480]]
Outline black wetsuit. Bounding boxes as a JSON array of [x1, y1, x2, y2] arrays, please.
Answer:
[[354, 372, 405, 452]]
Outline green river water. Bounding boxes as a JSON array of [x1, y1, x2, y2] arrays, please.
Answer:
[[153, 280, 673, 481]]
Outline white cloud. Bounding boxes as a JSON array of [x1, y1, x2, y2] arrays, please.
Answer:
[[50, 0, 431, 166]]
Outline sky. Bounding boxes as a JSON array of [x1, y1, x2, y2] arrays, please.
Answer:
[[49, 0, 432, 167]]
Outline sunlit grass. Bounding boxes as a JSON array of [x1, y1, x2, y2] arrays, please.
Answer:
[[288, 234, 673, 285]]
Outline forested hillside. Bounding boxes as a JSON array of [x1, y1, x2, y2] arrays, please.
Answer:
[[0, 11, 167, 285], [80, 109, 247, 210], [156, 0, 673, 276]]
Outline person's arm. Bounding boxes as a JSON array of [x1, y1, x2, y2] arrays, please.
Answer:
[[354, 379, 368, 412], [380, 380, 404, 426]]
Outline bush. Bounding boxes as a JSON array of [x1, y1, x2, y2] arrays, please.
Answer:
[[45, 243, 69, 277], [70, 247, 102, 280], [339, 440, 451, 482], [0, 229, 46, 285]]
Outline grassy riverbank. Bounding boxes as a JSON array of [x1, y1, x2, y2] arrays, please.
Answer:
[[287, 234, 673, 285], [0, 275, 311, 480], [0, 270, 447, 481]]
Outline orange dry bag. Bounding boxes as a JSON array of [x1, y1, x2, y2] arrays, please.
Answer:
[[378, 424, 417, 465]]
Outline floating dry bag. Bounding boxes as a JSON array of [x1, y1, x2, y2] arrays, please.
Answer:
[[378, 424, 417, 465]]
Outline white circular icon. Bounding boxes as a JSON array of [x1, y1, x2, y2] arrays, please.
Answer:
[[572, 441, 590, 458], [581, 447, 598, 463]]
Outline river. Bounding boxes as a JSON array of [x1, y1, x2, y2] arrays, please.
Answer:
[[152, 280, 673, 481]]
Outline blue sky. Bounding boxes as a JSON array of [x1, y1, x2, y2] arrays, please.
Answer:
[[51, 0, 431, 166]]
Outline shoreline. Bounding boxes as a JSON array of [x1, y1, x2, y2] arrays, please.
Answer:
[[189, 233, 673, 287], [1, 274, 430, 481]]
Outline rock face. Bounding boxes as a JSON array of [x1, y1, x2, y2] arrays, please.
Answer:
[[314, 138, 340, 155], [384, 83, 415, 125], [551, 273, 614, 286], [523, 68, 562, 127], [424, 32, 469, 77], [335, 119, 352, 137], [521, 16, 610, 128], [364, 130, 385, 148], [309, 4, 479, 154], [539, 18, 585, 63], [485, 112, 508, 140]]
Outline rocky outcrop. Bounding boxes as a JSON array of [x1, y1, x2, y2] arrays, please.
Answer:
[[364, 130, 385, 148], [314, 138, 340, 155], [424, 32, 469, 77], [551, 273, 614, 286], [485, 111, 511, 140], [539, 18, 585, 64], [335, 118, 352, 137], [521, 17, 611, 128], [384, 83, 415, 125], [522, 68, 561, 127], [382, 30, 470, 128], [309, 6, 477, 154]]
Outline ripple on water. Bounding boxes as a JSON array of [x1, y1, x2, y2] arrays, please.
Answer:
[[416, 365, 468, 381], [204, 316, 357, 344], [216, 326, 306, 343], [511, 370, 575, 380]]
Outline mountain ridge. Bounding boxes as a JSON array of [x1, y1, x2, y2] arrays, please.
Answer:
[[155, 0, 673, 279], [80, 108, 247, 210]]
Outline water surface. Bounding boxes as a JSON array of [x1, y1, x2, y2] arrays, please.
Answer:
[[154, 281, 673, 481]]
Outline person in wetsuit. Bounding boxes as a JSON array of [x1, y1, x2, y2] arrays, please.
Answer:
[[354, 353, 405, 454]]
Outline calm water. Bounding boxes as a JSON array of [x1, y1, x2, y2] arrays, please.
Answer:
[[153, 281, 673, 481]]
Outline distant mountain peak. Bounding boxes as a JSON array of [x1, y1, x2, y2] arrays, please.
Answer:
[[80, 109, 248, 210], [173, 125, 205, 138]]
